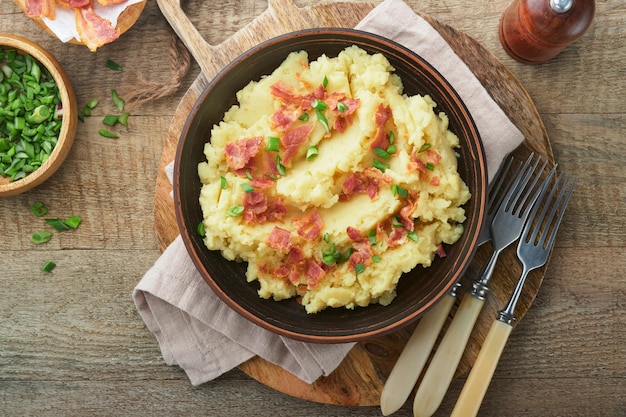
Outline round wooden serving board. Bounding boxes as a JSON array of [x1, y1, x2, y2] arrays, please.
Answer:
[[153, 0, 554, 407]]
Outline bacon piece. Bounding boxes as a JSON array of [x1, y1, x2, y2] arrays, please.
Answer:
[[75, 5, 120, 52], [281, 124, 314, 164], [387, 227, 408, 246], [329, 96, 360, 132], [408, 153, 428, 173], [305, 260, 326, 287], [346, 226, 363, 242], [271, 105, 300, 131], [341, 168, 393, 200], [266, 227, 292, 251], [436, 244, 447, 258], [430, 176, 440, 186], [370, 104, 392, 150], [250, 176, 274, 189], [270, 80, 300, 104], [425, 149, 441, 165], [300, 85, 326, 110], [55, 0, 89, 8], [25, 0, 56, 19], [224, 136, 263, 171], [243, 192, 287, 224], [398, 201, 416, 231], [292, 209, 323, 241]]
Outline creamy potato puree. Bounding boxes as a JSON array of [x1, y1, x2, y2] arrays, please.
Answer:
[[198, 45, 470, 313]]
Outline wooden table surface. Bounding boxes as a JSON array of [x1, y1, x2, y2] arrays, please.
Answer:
[[1, 1, 624, 416]]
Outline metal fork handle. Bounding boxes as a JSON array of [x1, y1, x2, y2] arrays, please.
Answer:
[[412, 294, 485, 417], [450, 319, 513, 417]]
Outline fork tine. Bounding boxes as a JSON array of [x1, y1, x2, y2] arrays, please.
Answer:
[[524, 173, 576, 249], [509, 155, 550, 218]]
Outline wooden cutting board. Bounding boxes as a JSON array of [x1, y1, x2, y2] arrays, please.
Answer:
[[153, 0, 553, 406]]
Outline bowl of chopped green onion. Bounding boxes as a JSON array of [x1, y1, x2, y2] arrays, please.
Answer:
[[0, 33, 77, 197]]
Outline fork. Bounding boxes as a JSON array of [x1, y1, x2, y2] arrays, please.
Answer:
[[412, 153, 555, 417], [450, 172, 576, 417], [379, 155, 519, 416]]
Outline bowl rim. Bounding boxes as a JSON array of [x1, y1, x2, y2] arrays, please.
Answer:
[[174, 27, 488, 343]]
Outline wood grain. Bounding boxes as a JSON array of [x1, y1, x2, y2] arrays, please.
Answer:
[[153, 0, 553, 406], [1, 0, 624, 415]]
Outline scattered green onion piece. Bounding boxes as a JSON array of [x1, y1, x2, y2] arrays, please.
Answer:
[[276, 155, 286, 176], [407, 231, 419, 242], [240, 183, 255, 193], [372, 159, 389, 172], [315, 109, 330, 133], [41, 261, 56, 273], [392, 184, 409, 199], [418, 143, 431, 153], [102, 114, 119, 126], [30, 202, 48, 217], [30, 231, 52, 244], [373, 147, 391, 159], [111, 89, 125, 111], [322, 75, 328, 88], [45, 218, 71, 232], [98, 129, 119, 139], [372, 255, 381, 263], [387, 144, 397, 154], [220, 176, 227, 189], [337, 102, 348, 113], [85, 98, 99, 109], [354, 263, 365, 275], [306, 146, 318, 160], [266, 136, 280, 152], [245, 170, 253, 180], [298, 112, 309, 121], [197, 221, 206, 237], [311, 99, 327, 111], [426, 162, 435, 171], [226, 205, 244, 217], [388, 131, 395, 144], [391, 216, 404, 228], [368, 229, 377, 245], [63, 215, 81, 229], [105, 59, 123, 71], [323, 233, 330, 243], [118, 111, 130, 126]]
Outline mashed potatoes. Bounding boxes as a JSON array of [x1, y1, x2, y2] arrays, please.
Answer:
[[198, 45, 470, 313]]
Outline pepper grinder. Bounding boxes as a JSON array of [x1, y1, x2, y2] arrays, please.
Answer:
[[499, 0, 595, 64]]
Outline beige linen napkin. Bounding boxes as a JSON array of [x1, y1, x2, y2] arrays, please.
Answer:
[[133, 0, 524, 386]]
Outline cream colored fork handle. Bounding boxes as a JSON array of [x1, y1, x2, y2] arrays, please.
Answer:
[[380, 293, 457, 416], [450, 320, 513, 417], [412, 295, 484, 417]]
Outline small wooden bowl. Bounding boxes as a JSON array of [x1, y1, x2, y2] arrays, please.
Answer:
[[0, 34, 78, 197], [12, 0, 147, 49]]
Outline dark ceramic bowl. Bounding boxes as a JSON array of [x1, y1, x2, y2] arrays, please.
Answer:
[[174, 28, 487, 343]]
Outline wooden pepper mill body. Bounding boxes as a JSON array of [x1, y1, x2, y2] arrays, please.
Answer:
[[499, 0, 595, 64]]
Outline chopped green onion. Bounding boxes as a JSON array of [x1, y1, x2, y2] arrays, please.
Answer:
[[45, 218, 70, 232], [105, 59, 123, 71], [220, 176, 227, 189], [373, 159, 389, 172], [323, 233, 330, 243], [197, 221, 206, 237], [373, 148, 391, 159], [418, 143, 431, 153], [426, 162, 435, 171], [111, 89, 125, 111], [337, 102, 348, 113], [41, 261, 56, 272], [368, 229, 377, 245], [226, 205, 244, 217], [389, 131, 395, 144], [322, 76, 328, 88], [30, 202, 48, 217], [266, 136, 280, 152], [85, 98, 99, 109], [407, 231, 419, 242], [391, 216, 404, 228], [102, 115, 119, 126], [118, 111, 130, 126], [240, 183, 255, 193], [354, 263, 365, 275], [387, 144, 397, 154], [311, 99, 327, 111], [98, 129, 119, 139], [372, 255, 381, 263], [315, 109, 329, 133], [306, 146, 318, 160], [30, 231, 52, 244], [245, 170, 253, 180], [298, 112, 309, 121], [276, 155, 286, 176], [63, 215, 81, 229], [391, 184, 409, 199]]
